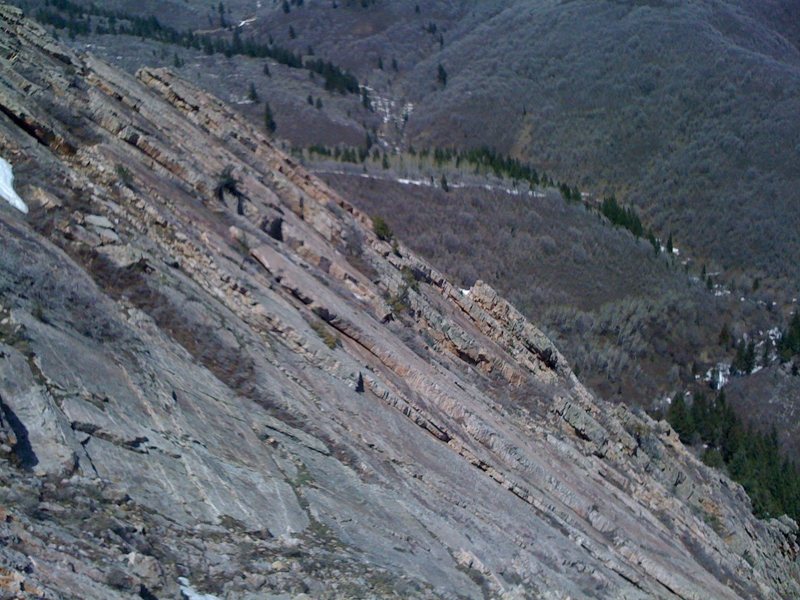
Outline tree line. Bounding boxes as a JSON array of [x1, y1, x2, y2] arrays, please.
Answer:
[[307, 143, 551, 188], [35, 0, 360, 95], [304, 143, 678, 251], [600, 195, 643, 237]]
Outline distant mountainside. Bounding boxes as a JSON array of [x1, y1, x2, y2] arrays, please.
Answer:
[[2, 5, 800, 598], [269, 0, 800, 288], [104, 0, 798, 283], [14, 0, 800, 281]]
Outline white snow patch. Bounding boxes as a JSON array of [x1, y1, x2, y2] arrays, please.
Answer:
[[705, 362, 731, 390], [361, 85, 413, 127], [312, 168, 549, 201], [178, 578, 220, 600], [238, 17, 256, 27], [460, 288, 471, 297], [396, 178, 429, 187], [0, 158, 27, 213]]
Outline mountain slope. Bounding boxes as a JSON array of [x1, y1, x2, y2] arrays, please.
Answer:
[[185, 0, 800, 287], [0, 5, 798, 599], [401, 0, 800, 284]]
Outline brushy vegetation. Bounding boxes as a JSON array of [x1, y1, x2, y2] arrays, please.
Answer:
[[372, 216, 392, 242], [311, 321, 339, 349], [114, 164, 133, 187], [214, 165, 241, 202], [667, 391, 800, 522], [387, 287, 409, 315], [401, 266, 420, 292]]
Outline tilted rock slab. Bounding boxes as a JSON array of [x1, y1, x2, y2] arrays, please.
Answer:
[[0, 5, 797, 599]]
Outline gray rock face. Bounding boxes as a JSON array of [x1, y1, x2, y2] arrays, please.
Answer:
[[0, 5, 797, 598]]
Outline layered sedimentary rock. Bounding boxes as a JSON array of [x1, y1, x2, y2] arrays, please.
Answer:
[[0, 5, 797, 598]]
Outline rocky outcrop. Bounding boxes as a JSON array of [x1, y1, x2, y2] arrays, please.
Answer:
[[0, 6, 797, 599]]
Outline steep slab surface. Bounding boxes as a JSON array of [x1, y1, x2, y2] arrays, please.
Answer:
[[0, 5, 797, 599]]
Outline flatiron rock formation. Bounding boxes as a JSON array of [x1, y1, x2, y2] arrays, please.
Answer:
[[0, 5, 797, 599]]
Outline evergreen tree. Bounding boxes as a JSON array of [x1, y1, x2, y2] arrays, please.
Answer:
[[437, 63, 448, 87], [702, 447, 724, 468], [732, 340, 747, 374], [264, 102, 276, 134], [718, 323, 731, 347], [600, 195, 643, 237], [690, 392, 710, 439], [372, 216, 393, 241], [778, 311, 800, 360], [247, 82, 259, 103], [666, 232, 674, 254], [667, 395, 695, 443], [733, 340, 756, 374], [218, 2, 226, 27], [231, 29, 243, 53], [746, 340, 756, 373], [647, 230, 659, 255], [669, 388, 800, 521]]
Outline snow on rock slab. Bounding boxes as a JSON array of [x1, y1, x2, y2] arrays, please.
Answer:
[[178, 578, 221, 600], [0, 157, 27, 214]]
